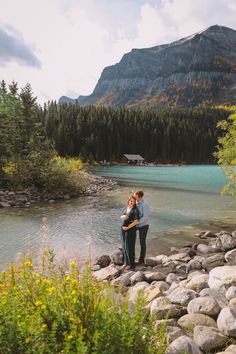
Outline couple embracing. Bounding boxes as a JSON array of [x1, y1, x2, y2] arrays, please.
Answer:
[[120, 190, 149, 270]]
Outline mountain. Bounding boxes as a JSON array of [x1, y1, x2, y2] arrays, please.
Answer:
[[60, 25, 236, 107]]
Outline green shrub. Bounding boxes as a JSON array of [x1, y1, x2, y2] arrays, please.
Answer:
[[0, 256, 167, 354], [41, 156, 87, 194]]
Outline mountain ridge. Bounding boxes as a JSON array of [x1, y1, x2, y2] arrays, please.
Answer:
[[59, 25, 236, 107]]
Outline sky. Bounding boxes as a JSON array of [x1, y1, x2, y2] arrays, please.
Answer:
[[0, 0, 236, 105]]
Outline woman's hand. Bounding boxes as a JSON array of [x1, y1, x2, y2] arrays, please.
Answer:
[[120, 215, 128, 221], [122, 226, 128, 231]]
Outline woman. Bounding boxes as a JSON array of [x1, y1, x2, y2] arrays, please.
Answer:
[[120, 196, 139, 270]]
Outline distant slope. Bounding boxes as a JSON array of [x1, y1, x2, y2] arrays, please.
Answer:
[[60, 25, 236, 107]]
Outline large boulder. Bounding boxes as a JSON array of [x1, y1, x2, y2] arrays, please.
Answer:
[[144, 271, 166, 282], [144, 281, 169, 303], [213, 233, 236, 251], [93, 264, 119, 281], [130, 271, 145, 285], [166, 326, 189, 344], [194, 326, 227, 351], [110, 251, 123, 265], [152, 304, 187, 320], [208, 266, 236, 293], [217, 307, 236, 338], [166, 336, 203, 354], [202, 253, 225, 271], [186, 274, 209, 292], [145, 255, 167, 266], [167, 287, 199, 306], [199, 288, 228, 308], [128, 281, 149, 303], [166, 252, 191, 262], [225, 286, 236, 301], [178, 314, 217, 331], [95, 254, 111, 267], [112, 271, 135, 286], [187, 296, 221, 317], [197, 244, 216, 255], [225, 249, 236, 265], [186, 259, 202, 273]]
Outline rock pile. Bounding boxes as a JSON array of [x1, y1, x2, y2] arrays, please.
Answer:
[[93, 230, 236, 354], [0, 174, 117, 208]]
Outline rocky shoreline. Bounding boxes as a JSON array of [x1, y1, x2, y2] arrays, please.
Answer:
[[92, 229, 236, 354], [0, 172, 117, 208]]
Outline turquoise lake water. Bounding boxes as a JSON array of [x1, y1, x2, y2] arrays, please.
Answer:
[[0, 165, 235, 267]]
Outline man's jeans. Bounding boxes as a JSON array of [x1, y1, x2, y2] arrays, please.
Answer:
[[137, 225, 149, 262]]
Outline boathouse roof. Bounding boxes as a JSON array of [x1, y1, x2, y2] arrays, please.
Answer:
[[123, 154, 144, 161]]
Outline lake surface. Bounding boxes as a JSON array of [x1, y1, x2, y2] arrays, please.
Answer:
[[0, 165, 235, 267]]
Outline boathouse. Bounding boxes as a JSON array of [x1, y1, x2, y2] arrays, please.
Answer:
[[123, 154, 145, 165]]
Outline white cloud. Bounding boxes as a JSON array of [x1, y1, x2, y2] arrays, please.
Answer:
[[0, 0, 236, 104]]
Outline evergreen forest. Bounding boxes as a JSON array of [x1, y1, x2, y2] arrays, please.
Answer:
[[42, 103, 229, 163]]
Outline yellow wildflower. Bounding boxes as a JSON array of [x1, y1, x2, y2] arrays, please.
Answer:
[[35, 300, 42, 306], [67, 335, 73, 340], [41, 324, 47, 330], [48, 287, 55, 294], [25, 337, 31, 344]]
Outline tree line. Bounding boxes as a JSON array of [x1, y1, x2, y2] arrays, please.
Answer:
[[43, 102, 229, 163]]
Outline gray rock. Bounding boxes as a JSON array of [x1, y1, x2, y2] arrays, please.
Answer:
[[144, 284, 163, 303], [186, 260, 202, 273], [112, 271, 135, 287], [91, 264, 101, 271], [194, 325, 228, 351], [166, 273, 179, 284], [186, 274, 209, 292], [110, 251, 124, 265], [95, 254, 111, 267], [166, 326, 189, 344], [170, 246, 196, 257], [130, 271, 144, 285], [155, 318, 177, 329], [187, 296, 221, 316], [166, 252, 191, 262], [229, 297, 236, 309], [199, 288, 228, 308], [225, 249, 236, 265], [144, 271, 166, 282], [208, 266, 236, 294], [167, 287, 199, 306], [166, 335, 203, 354], [213, 234, 236, 251], [152, 303, 187, 320], [202, 253, 225, 271], [204, 231, 218, 238], [93, 264, 120, 281], [225, 344, 236, 353], [225, 286, 236, 301], [197, 244, 216, 255], [145, 255, 167, 266], [217, 307, 236, 338], [178, 314, 217, 331], [0, 201, 11, 208], [128, 281, 149, 303], [193, 255, 205, 264]]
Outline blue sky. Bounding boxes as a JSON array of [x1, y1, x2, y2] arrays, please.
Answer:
[[0, 0, 236, 104]]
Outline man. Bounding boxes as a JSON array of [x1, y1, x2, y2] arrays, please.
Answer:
[[134, 190, 149, 265]]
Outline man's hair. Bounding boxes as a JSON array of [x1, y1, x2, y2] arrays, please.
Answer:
[[135, 190, 144, 198]]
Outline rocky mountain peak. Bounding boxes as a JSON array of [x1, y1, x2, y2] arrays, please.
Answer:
[[60, 25, 236, 107]]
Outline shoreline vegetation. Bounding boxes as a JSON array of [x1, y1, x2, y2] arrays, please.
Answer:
[[0, 228, 236, 353], [0, 170, 117, 208]]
